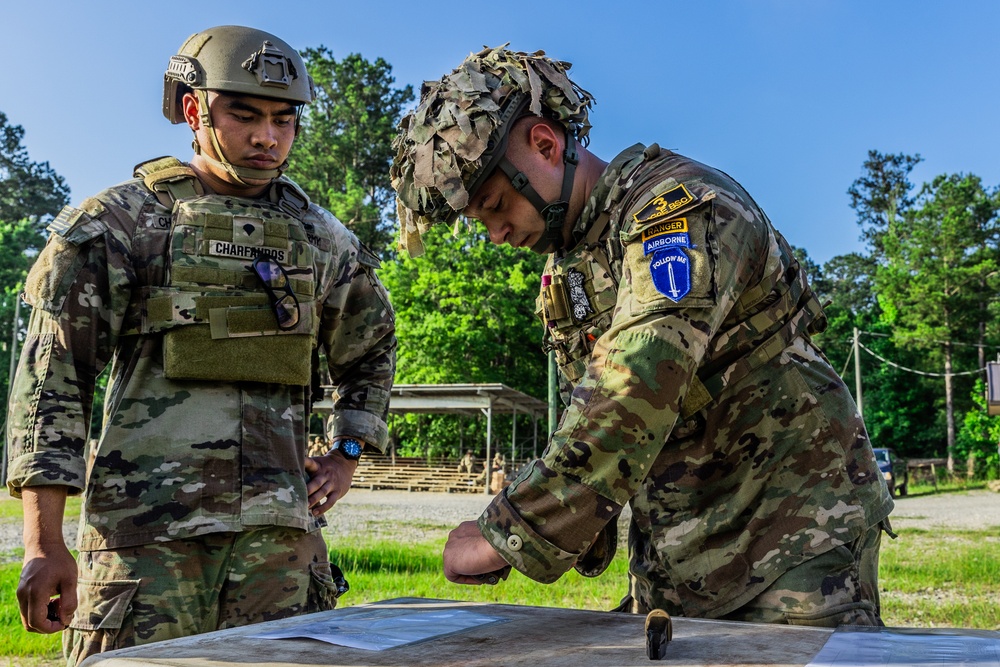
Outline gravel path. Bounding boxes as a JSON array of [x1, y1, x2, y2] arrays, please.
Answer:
[[2, 488, 997, 564], [882, 489, 1000, 531]]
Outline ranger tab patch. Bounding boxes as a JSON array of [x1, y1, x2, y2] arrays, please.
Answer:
[[642, 218, 692, 255], [649, 247, 691, 302], [633, 184, 696, 226]]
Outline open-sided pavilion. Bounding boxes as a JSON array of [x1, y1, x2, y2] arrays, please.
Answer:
[[314, 383, 548, 494]]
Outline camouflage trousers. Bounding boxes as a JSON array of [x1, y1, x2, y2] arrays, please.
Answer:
[[718, 519, 892, 627], [622, 519, 892, 626], [64, 527, 345, 666]]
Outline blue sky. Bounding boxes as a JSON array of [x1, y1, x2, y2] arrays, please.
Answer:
[[4, 0, 999, 265]]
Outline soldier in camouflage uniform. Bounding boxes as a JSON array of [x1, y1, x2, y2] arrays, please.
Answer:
[[391, 46, 894, 626], [5, 26, 396, 665]]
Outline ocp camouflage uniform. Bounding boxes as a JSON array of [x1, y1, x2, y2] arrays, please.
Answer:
[[6, 160, 396, 659], [478, 144, 894, 624]]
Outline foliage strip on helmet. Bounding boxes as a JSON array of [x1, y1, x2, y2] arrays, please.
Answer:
[[390, 45, 594, 256]]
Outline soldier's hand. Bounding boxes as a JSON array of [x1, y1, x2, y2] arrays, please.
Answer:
[[442, 520, 511, 585], [18, 542, 78, 633], [304, 452, 357, 516]]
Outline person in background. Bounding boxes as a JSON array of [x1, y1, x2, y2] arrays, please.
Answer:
[[457, 449, 477, 474], [490, 451, 507, 494]]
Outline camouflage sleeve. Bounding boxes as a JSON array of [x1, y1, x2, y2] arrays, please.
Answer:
[[321, 241, 397, 452], [6, 198, 135, 498], [478, 170, 769, 582]]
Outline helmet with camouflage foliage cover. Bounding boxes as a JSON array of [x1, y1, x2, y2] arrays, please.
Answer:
[[163, 25, 316, 184], [390, 45, 594, 257]]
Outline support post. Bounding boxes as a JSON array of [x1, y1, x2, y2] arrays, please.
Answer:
[[511, 406, 518, 466], [483, 400, 493, 495]]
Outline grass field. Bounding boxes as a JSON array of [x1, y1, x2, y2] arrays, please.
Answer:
[[2, 489, 998, 664]]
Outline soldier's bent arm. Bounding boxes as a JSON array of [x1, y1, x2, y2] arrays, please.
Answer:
[[319, 236, 396, 452]]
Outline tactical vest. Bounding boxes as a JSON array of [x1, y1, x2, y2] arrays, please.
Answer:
[[538, 148, 826, 418], [123, 157, 321, 385]]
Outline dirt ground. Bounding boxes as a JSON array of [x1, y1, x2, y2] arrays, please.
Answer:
[[3, 487, 998, 563], [323, 486, 1000, 540]]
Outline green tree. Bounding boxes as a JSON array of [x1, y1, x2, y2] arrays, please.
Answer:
[[1, 111, 70, 409], [877, 173, 1000, 470], [379, 223, 548, 457], [806, 249, 943, 459], [847, 150, 922, 258], [834, 151, 961, 462], [957, 379, 1000, 480], [287, 49, 413, 257]]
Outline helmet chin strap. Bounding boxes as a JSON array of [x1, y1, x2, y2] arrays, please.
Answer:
[[192, 89, 287, 186], [494, 126, 579, 254]]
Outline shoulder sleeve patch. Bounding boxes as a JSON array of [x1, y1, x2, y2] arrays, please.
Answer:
[[632, 184, 697, 225], [622, 199, 718, 313], [26, 201, 110, 313], [47, 199, 108, 245]]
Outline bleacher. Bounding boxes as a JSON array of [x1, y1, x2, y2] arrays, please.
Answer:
[[352, 456, 503, 493]]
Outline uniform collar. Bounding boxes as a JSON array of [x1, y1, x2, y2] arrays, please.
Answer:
[[568, 143, 648, 248]]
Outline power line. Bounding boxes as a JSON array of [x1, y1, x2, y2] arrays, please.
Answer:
[[859, 329, 1000, 350], [839, 344, 855, 378], [857, 341, 985, 378]]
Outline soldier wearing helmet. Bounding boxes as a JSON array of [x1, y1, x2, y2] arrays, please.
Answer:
[[394, 46, 894, 626], [7, 25, 396, 664]]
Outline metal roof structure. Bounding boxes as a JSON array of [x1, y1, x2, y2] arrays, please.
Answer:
[[314, 383, 548, 495], [388, 383, 547, 418]]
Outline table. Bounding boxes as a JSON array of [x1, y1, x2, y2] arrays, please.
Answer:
[[80, 598, 835, 667]]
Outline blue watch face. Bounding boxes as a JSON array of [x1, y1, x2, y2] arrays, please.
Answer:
[[340, 439, 363, 458]]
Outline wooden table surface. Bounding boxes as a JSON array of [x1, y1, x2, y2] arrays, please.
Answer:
[[80, 598, 835, 667]]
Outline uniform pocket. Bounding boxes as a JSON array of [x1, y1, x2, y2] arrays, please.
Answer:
[[307, 561, 349, 613], [65, 578, 141, 663], [70, 578, 140, 632]]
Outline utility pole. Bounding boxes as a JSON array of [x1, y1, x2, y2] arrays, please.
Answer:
[[853, 327, 864, 419]]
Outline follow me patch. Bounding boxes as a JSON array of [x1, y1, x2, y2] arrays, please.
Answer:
[[641, 217, 692, 301]]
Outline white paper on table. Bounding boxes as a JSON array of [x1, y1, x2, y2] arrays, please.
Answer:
[[807, 626, 1000, 667], [248, 608, 508, 651]]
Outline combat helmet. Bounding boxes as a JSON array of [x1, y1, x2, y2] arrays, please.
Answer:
[[390, 45, 594, 257], [163, 25, 316, 184]]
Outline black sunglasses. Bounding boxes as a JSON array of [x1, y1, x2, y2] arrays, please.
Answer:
[[251, 255, 300, 330]]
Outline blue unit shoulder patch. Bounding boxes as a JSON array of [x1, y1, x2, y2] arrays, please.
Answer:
[[649, 247, 691, 302]]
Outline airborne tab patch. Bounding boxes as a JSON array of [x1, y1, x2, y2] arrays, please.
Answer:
[[633, 184, 697, 226], [649, 247, 691, 302], [641, 218, 692, 255]]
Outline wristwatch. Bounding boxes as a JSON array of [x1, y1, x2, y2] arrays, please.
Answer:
[[329, 437, 364, 461]]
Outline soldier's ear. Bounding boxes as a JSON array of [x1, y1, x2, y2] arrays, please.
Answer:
[[526, 121, 561, 165], [182, 93, 201, 131]]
